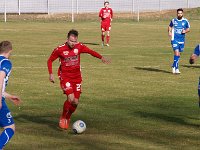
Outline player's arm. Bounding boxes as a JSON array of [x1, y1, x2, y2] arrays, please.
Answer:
[[110, 9, 113, 21], [182, 20, 190, 34], [81, 44, 111, 64], [3, 92, 21, 106], [168, 20, 173, 37], [182, 27, 190, 34], [47, 48, 59, 83], [99, 9, 103, 21]]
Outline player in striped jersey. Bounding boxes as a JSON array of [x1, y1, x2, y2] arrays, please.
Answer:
[[168, 8, 190, 74]]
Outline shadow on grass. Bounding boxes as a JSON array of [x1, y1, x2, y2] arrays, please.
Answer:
[[181, 64, 200, 69], [83, 42, 100, 45], [14, 114, 60, 131], [135, 111, 200, 128], [135, 67, 171, 74]]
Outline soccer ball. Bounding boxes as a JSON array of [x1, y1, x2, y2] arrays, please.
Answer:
[[72, 120, 86, 134]]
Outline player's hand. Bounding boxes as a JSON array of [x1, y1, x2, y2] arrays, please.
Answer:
[[49, 74, 55, 83], [182, 28, 186, 34], [9, 95, 21, 106], [168, 32, 172, 37], [101, 56, 111, 64]]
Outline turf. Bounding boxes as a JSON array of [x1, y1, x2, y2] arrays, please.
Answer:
[[0, 18, 200, 150]]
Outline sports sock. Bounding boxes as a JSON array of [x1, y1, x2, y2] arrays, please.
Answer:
[[101, 35, 105, 42], [66, 103, 77, 120], [106, 35, 110, 44], [62, 100, 71, 118], [172, 55, 180, 69], [0, 128, 14, 149]]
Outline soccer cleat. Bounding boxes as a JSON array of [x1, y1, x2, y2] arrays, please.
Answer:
[[172, 67, 176, 74], [101, 42, 104, 47], [106, 44, 110, 47], [59, 117, 70, 129], [175, 69, 181, 74]]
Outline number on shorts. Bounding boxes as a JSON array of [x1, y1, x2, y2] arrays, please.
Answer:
[[76, 84, 81, 91]]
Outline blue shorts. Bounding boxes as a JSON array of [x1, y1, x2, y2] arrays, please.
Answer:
[[194, 44, 200, 56], [171, 41, 185, 52], [0, 98, 14, 127]]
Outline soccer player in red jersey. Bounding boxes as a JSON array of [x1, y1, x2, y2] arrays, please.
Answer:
[[47, 29, 110, 129], [99, 1, 113, 47]]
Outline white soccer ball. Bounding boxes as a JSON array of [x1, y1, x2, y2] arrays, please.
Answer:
[[72, 120, 86, 134]]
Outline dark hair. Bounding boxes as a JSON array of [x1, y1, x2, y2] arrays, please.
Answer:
[[0, 41, 12, 54], [104, 1, 109, 5], [67, 29, 79, 38], [177, 8, 183, 13], [189, 58, 194, 64]]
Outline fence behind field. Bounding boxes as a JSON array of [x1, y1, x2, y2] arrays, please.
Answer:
[[1, 0, 200, 22]]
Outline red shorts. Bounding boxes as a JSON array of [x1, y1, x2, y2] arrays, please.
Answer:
[[60, 79, 82, 99], [101, 22, 111, 32]]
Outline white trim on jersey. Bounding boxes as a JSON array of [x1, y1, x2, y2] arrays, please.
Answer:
[[171, 19, 175, 41], [0, 58, 11, 95]]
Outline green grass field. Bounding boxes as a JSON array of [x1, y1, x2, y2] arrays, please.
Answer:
[[0, 17, 200, 150]]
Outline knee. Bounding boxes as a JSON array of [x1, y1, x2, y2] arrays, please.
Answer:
[[4, 124, 15, 132], [71, 98, 79, 107]]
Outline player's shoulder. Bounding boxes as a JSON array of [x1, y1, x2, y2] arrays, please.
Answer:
[[76, 42, 85, 47], [182, 17, 189, 22], [0, 56, 11, 64], [0, 56, 12, 69], [55, 43, 67, 50]]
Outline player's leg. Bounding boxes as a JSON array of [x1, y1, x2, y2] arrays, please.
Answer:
[[65, 83, 81, 121], [171, 41, 180, 74], [0, 125, 15, 149], [189, 54, 198, 64], [106, 26, 111, 46], [59, 80, 81, 129], [0, 100, 15, 149], [59, 80, 74, 129], [189, 45, 200, 64], [101, 31, 105, 46], [101, 24, 106, 46], [174, 44, 185, 74]]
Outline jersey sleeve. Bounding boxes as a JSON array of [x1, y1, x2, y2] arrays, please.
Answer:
[[0, 60, 12, 75], [80, 44, 102, 59], [99, 9, 102, 18], [47, 48, 60, 74], [169, 20, 173, 27], [110, 8, 113, 19], [185, 20, 190, 29]]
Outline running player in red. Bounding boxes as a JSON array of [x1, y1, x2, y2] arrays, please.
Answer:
[[47, 29, 110, 129], [99, 1, 113, 47]]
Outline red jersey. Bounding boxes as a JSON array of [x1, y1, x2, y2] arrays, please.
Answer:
[[99, 7, 113, 24], [47, 43, 102, 82]]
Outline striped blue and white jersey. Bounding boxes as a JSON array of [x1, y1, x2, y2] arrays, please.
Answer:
[[0, 55, 12, 96], [169, 18, 190, 44]]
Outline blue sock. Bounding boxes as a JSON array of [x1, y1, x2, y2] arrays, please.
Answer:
[[172, 55, 180, 69], [0, 128, 14, 149]]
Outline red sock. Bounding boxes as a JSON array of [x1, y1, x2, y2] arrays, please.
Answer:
[[101, 35, 105, 42], [62, 100, 71, 118], [106, 35, 110, 44], [66, 103, 77, 119]]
